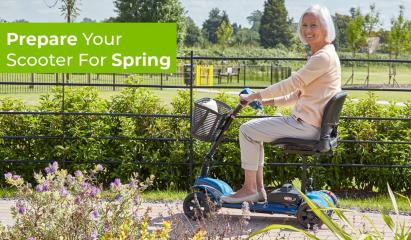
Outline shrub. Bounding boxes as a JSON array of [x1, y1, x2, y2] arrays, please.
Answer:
[[0, 162, 170, 240], [0, 88, 409, 192]]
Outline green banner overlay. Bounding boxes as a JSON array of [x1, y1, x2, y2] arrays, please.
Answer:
[[0, 23, 176, 73]]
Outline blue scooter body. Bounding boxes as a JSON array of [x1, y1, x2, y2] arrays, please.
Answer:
[[193, 177, 335, 216]]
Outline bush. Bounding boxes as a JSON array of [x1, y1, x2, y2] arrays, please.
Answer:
[[0, 162, 171, 240], [0, 88, 410, 192]]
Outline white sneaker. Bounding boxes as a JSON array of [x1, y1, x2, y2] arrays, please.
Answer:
[[258, 189, 267, 202]]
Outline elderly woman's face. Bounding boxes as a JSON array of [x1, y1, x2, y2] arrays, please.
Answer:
[[301, 13, 326, 46]]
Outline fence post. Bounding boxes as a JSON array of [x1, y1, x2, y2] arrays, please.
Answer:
[[243, 64, 246, 87], [87, 74, 91, 84], [270, 64, 273, 85], [160, 73, 163, 90], [30, 73, 34, 89], [188, 50, 194, 187], [112, 73, 116, 91], [61, 72, 67, 169]]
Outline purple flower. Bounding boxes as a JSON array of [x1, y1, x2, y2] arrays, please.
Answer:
[[114, 178, 121, 186], [89, 229, 98, 240], [74, 170, 83, 178], [110, 178, 122, 191], [35, 185, 43, 192], [66, 174, 75, 184], [89, 186, 100, 197], [59, 187, 68, 197], [12, 175, 21, 181], [115, 194, 123, 201], [74, 195, 82, 204], [42, 182, 50, 192], [94, 164, 104, 172], [91, 209, 99, 220], [4, 172, 12, 180], [128, 181, 136, 188], [81, 182, 91, 190], [16, 200, 26, 214], [28, 237, 37, 240], [45, 161, 59, 174]]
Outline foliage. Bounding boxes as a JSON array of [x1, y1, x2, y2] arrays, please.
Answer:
[[333, 13, 351, 50], [250, 183, 411, 239], [259, 0, 293, 48], [113, 0, 186, 44], [346, 8, 367, 57], [0, 88, 409, 192], [184, 17, 202, 47], [216, 18, 233, 49], [202, 8, 225, 44], [0, 162, 172, 240], [59, 0, 80, 23], [386, 5, 411, 58], [247, 10, 263, 32]]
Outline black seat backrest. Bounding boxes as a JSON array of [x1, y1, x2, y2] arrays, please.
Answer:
[[316, 91, 347, 152]]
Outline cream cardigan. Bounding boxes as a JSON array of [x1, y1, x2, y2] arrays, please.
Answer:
[[259, 44, 341, 128]]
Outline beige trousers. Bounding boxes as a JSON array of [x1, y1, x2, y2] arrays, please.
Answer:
[[239, 116, 320, 171]]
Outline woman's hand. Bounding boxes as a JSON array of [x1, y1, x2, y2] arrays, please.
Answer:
[[239, 92, 262, 106]]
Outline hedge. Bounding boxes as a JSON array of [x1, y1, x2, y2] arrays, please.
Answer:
[[0, 86, 410, 192]]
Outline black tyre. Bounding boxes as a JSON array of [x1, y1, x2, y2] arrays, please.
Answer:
[[183, 192, 215, 220], [297, 202, 323, 229]]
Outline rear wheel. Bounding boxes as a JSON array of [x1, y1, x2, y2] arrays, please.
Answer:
[[297, 202, 323, 229], [183, 192, 215, 220]]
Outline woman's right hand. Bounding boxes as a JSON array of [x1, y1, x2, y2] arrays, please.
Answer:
[[239, 93, 261, 106], [239, 94, 250, 106]]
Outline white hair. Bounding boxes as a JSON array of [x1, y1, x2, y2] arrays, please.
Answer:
[[298, 5, 336, 45]]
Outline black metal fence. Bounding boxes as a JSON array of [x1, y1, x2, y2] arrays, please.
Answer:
[[1, 56, 410, 94], [0, 52, 410, 183]]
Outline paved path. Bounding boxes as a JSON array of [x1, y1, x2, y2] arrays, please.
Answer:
[[1, 200, 410, 239]]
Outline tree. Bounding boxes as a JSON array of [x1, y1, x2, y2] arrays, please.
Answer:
[[231, 23, 240, 35], [216, 18, 233, 49], [81, 17, 96, 23], [232, 28, 260, 46], [43, 0, 80, 22], [113, 0, 186, 44], [333, 13, 351, 50], [346, 8, 366, 84], [386, 5, 411, 85], [247, 10, 263, 31], [184, 17, 202, 47], [202, 8, 224, 44], [259, 0, 293, 48], [363, 3, 380, 85]]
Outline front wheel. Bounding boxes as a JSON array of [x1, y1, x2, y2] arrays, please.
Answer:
[[296, 202, 323, 229], [183, 192, 215, 220]]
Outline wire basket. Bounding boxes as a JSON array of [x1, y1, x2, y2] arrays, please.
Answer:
[[191, 98, 232, 142]]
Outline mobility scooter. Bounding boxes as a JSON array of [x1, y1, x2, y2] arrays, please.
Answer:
[[183, 89, 347, 228]]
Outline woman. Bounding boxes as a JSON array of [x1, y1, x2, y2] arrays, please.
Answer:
[[221, 5, 341, 203]]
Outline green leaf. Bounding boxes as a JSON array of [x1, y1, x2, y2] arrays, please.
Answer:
[[294, 187, 351, 240], [358, 234, 374, 240], [387, 183, 399, 215], [381, 212, 394, 230], [362, 215, 383, 239], [248, 224, 320, 240]]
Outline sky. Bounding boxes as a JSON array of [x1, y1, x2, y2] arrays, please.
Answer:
[[0, 0, 410, 29]]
